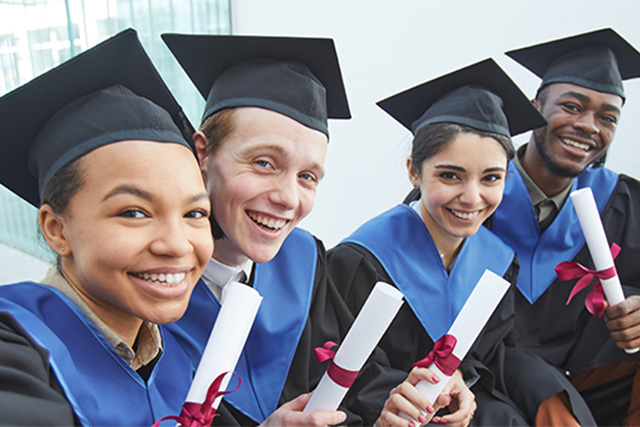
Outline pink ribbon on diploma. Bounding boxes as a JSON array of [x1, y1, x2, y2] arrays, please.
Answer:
[[151, 372, 240, 427], [412, 334, 461, 376], [555, 242, 621, 318], [314, 341, 359, 388]]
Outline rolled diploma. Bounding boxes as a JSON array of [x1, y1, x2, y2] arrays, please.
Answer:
[[303, 281, 404, 412], [400, 269, 510, 423], [570, 188, 638, 353], [186, 282, 263, 408]]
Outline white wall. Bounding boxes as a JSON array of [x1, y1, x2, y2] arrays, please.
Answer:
[[232, 0, 640, 248], [0, 243, 53, 284]]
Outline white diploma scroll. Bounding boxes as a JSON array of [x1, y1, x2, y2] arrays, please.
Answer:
[[570, 187, 638, 354], [186, 282, 263, 409], [400, 270, 511, 424], [303, 281, 404, 412]]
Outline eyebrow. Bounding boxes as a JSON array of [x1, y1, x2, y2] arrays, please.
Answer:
[[560, 91, 622, 115], [434, 164, 506, 173], [484, 166, 506, 173], [435, 164, 465, 172], [104, 185, 154, 202], [103, 186, 209, 205], [189, 193, 211, 204]]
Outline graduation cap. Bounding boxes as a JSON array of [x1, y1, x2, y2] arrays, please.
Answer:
[[377, 58, 546, 138], [0, 28, 195, 207], [162, 33, 351, 137], [506, 28, 640, 100]]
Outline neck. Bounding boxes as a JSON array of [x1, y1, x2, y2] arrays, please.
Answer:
[[438, 244, 462, 271], [60, 264, 143, 348], [419, 203, 463, 270], [522, 140, 573, 197], [213, 238, 249, 267]]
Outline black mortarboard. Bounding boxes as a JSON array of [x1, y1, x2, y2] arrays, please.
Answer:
[[506, 28, 640, 100], [161, 33, 351, 137], [377, 58, 546, 137], [0, 28, 195, 207]]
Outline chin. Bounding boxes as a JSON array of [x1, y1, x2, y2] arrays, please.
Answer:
[[249, 248, 281, 264], [149, 305, 190, 325], [450, 224, 483, 239]]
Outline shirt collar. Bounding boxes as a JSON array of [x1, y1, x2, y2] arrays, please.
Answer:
[[513, 144, 572, 213], [40, 268, 162, 370], [201, 257, 254, 301]]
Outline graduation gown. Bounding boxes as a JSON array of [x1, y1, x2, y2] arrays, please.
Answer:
[[491, 162, 640, 423], [0, 282, 195, 426], [0, 310, 77, 426], [327, 204, 531, 425], [166, 227, 364, 425]]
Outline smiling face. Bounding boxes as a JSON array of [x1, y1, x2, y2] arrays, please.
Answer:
[[196, 107, 328, 266], [41, 141, 212, 343], [531, 82, 622, 178], [410, 132, 508, 253]]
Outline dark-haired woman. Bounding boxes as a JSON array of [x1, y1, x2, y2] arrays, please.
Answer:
[[327, 59, 558, 426]]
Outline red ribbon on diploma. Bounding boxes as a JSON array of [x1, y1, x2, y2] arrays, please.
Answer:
[[314, 341, 359, 388], [555, 242, 621, 318], [151, 371, 240, 427], [412, 334, 460, 376]]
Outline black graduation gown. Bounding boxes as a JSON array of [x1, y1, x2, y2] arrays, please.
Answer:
[[0, 311, 78, 426], [490, 165, 640, 425], [168, 229, 371, 426], [327, 205, 529, 426]]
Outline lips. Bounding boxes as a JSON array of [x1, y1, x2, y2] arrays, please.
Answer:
[[247, 211, 289, 232], [131, 272, 186, 287], [560, 137, 592, 152], [448, 208, 480, 220]]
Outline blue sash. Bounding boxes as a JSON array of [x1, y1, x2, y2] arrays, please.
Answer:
[[342, 204, 514, 341], [166, 227, 317, 423], [0, 283, 194, 427], [493, 164, 618, 303]]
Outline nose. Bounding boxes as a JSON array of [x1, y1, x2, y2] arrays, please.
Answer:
[[149, 218, 193, 258], [458, 181, 482, 206], [574, 112, 599, 135], [268, 174, 299, 210]]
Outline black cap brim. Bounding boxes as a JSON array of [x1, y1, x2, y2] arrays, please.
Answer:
[[376, 58, 547, 136], [0, 28, 195, 207], [161, 33, 351, 121]]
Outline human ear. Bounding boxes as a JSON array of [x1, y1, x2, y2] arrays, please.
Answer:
[[39, 205, 71, 257], [532, 98, 541, 111], [406, 157, 419, 188], [193, 131, 210, 172]]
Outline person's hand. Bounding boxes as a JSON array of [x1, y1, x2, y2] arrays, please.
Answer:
[[376, 367, 451, 427], [260, 392, 346, 427], [431, 370, 476, 427], [605, 295, 640, 350]]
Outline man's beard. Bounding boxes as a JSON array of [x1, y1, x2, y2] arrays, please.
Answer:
[[532, 127, 582, 179]]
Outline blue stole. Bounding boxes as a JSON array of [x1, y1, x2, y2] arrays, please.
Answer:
[[493, 163, 619, 304], [166, 227, 317, 423], [342, 204, 514, 341], [0, 282, 194, 427]]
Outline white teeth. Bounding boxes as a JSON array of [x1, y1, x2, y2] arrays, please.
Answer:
[[561, 138, 590, 151], [248, 212, 286, 230], [451, 209, 479, 220], [133, 272, 186, 287]]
